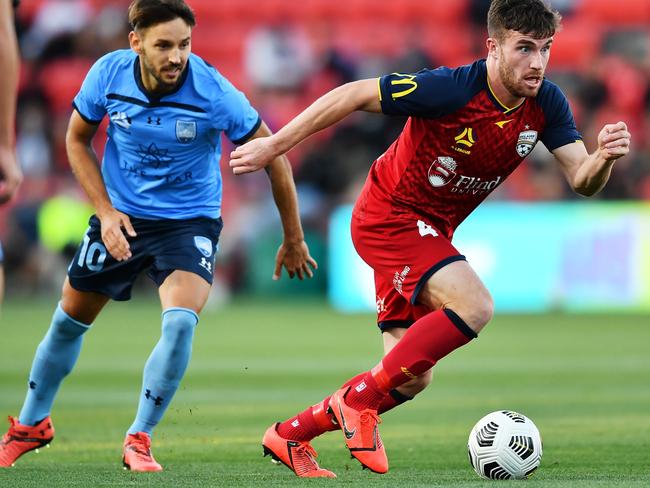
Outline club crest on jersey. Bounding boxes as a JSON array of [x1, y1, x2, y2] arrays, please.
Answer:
[[194, 236, 213, 257], [516, 129, 538, 157], [110, 111, 131, 130], [428, 157, 457, 188], [176, 120, 197, 143]]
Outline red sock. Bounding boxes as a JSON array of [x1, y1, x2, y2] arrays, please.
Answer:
[[380, 308, 476, 388], [343, 309, 475, 410], [340, 370, 389, 411], [274, 310, 472, 442], [314, 385, 414, 433], [276, 372, 368, 440], [276, 406, 323, 441]]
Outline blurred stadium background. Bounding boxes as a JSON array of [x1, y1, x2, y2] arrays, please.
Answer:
[[1, 1, 649, 485], [1, 0, 650, 309]]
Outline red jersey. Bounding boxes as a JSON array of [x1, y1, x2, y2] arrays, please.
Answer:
[[354, 59, 582, 239]]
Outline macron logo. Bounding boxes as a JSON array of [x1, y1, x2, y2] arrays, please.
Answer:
[[291, 420, 300, 428], [355, 381, 367, 393]]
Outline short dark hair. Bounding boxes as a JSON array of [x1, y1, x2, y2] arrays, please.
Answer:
[[488, 0, 561, 41], [128, 0, 195, 31]]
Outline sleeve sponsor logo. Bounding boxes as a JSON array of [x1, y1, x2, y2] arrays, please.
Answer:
[[389, 73, 418, 99]]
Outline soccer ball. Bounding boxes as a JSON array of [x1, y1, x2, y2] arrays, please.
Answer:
[[467, 410, 542, 480]]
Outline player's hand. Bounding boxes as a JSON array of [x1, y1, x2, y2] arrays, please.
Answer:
[[597, 121, 631, 161], [0, 145, 23, 204], [229, 136, 279, 175], [97, 208, 137, 261], [273, 239, 318, 281]]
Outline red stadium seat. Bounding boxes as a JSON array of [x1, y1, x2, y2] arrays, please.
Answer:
[[190, 0, 248, 24], [549, 20, 603, 70], [251, 0, 310, 24], [575, 0, 650, 26], [302, 0, 345, 22], [401, 0, 470, 25], [191, 22, 250, 66], [332, 21, 406, 58], [419, 24, 476, 68], [87, 0, 130, 11], [14, 0, 48, 22], [38, 58, 93, 115]]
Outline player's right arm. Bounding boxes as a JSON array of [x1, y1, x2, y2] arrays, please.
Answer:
[[65, 111, 136, 261], [229, 79, 381, 174]]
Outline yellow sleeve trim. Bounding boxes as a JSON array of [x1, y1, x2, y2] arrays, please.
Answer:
[[377, 77, 382, 102]]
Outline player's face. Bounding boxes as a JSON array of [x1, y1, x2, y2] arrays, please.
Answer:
[[130, 17, 192, 92], [496, 31, 552, 99]]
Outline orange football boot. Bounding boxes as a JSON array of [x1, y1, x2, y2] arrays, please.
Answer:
[[0, 416, 54, 467], [262, 423, 336, 478], [122, 432, 162, 472], [329, 387, 388, 473]]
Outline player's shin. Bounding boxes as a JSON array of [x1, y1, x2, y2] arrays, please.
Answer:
[[19, 303, 91, 425], [128, 308, 198, 435]]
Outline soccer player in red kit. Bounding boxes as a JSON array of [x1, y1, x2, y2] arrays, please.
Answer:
[[230, 0, 631, 478]]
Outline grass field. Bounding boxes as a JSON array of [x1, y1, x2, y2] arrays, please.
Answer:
[[0, 297, 648, 487]]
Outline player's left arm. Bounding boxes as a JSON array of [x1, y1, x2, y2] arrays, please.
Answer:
[[244, 120, 318, 280], [552, 121, 631, 197], [0, 0, 21, 204]]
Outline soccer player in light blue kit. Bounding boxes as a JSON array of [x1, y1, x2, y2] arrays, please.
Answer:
[[0, 0, 316, 471]]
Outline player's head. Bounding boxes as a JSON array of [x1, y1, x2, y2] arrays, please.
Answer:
[[486, 0, 561, 98], [127, 0, 196, 90]]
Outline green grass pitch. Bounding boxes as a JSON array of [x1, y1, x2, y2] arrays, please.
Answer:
[[1, 297, 648, 487]]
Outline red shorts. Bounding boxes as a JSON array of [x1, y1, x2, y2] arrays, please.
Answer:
[[351, 212, 465, 331]]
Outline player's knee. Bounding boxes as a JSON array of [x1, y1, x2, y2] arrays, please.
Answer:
[[452, 292, 493, 333], [467, 295, 493, 332], [50, 303, 91, 340], [161, 308, 198, 347]]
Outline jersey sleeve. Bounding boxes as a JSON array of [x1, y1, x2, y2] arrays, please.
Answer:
[[72, 57, 108, 124], [538, 82, 582, 151], [378, 67, 474, 118], [212, 76, 261, 145]]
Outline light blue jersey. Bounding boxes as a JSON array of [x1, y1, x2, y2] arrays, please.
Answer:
[[73, 49, 261, 219]]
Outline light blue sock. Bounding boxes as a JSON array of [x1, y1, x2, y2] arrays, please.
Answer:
[[128, 308, 199, 436], [19, 303, 91, 426]]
